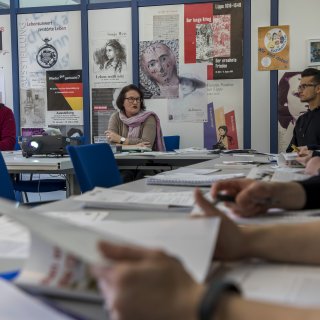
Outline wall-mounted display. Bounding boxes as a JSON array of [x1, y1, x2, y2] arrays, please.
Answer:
[[307, 39, 320, 66], [17, 11, 82, 134], [88, 8, 133, 143], [258, 25, 290, 71]]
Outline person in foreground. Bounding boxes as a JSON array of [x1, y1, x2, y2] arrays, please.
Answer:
[[0, 103, 16, 151], [105, 84, 165, 151], [92, 188, 320, 320], [211, 174, 319, 216]]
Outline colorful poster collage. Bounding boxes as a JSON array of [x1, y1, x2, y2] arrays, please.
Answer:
[[139, 1, 244, 149]]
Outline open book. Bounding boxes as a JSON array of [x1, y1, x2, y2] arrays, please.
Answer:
[[0, 198, 220, 291], [74, 188, 196, 211]]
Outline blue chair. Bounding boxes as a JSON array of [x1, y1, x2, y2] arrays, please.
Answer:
[[163, 135, 180, 151], [0, 152, 17, 201], [67, 143, 122, 193]]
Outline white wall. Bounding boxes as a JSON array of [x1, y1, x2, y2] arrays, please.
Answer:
[[251, 0, 270, 152], [251, 0, 320, 153]]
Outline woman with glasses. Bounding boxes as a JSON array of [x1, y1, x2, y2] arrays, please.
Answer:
[[105, 84, 165, 151]]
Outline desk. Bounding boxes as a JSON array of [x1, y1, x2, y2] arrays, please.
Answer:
[[2, 151, 78, 197]]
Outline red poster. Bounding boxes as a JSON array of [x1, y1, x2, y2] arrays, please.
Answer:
[[184, 3, 213, 63], [225, 110, 238, 149]]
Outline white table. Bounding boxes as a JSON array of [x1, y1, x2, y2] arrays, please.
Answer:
[[2, 151, 78, 196]]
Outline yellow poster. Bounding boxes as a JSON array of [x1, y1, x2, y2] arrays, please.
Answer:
[[258, 25, 289, 71]]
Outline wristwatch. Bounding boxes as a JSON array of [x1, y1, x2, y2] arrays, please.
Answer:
[[120, 137, 126, 144]]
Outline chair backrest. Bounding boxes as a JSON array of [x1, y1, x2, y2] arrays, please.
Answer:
[[0, 152, 17, 201], [67, 143, 122, 193], [163, 135, 180, 151]]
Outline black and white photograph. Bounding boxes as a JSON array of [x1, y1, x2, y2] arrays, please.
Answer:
[[307, 39, 320, 66]]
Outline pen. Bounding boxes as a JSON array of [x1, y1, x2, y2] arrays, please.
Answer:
[[211, 193, 235, 206], [291, 144, 300, 152]]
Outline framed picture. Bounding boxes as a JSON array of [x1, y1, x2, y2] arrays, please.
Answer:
[[307, 39, 320, 66]]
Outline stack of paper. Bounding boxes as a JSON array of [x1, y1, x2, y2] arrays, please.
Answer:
[[146, 172, 245, 186]]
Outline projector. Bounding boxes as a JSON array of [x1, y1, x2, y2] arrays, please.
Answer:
[[21, 135, 81, 158]]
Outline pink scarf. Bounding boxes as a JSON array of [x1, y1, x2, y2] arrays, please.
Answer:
[[119, 111, 166, 151]]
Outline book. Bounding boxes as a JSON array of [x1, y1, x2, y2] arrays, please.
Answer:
[[146, 172, 245, 186], [0, 198, 220, 284], [74, 188, 195, 211]]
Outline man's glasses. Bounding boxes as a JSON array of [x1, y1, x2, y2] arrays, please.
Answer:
[[297, 83, 318, 91], [124, 97, 142, 103]]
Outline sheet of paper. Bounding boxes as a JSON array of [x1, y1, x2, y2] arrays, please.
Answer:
[[0, 216, 30, 258], [224, 262, 320, 307], [92, 218, 220, 283], [161, 168, 220, 175], [0, 199, 220, 283], [0, 278, 73, 320], [74, 188, 195, 210], [43, 210, 109, 225]]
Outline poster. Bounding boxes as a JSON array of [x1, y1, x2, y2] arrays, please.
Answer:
[[88, 8, 132, 141], [17, 11, 82, 132], [46, 70, 83, 126], [204, 79, 243, 149], [278, 71, 307, 152], [91, 88, 118, 143], [139, 39, 180, 99], [168, 63, 207, 122], [91, 34, 129, 88], [258, 25, 290, 71], [184, 1, 243, 79]]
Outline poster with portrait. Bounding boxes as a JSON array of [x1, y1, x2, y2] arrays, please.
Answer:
[[91, 34, 129, 88], [88, 8, 132, 142], [204, 79, 243, 149], [139, 39, 180, 99], [278, 71, 307, 152], [89, 8, 132, 90], [46, 70, 83, 126], [17, 11, 82, 132], [167, 63, 207, 122], [258, 25, 290, 71]]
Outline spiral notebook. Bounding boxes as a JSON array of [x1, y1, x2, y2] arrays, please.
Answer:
[[146, 172, 245, 186]]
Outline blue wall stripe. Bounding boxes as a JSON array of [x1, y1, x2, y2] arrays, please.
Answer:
[[243, 0, 251, 148], [80, 0, 90, 144], [270, 0, 279, 153], [10, 0, 20, 134]]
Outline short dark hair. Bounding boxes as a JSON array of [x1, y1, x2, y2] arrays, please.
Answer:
[[116, 84, 146, 112], [301, 68, 320, 84]]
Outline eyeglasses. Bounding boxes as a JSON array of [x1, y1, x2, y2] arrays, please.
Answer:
[[124, 97, 141, 103], [297, 83, 318, 91]]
